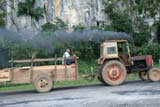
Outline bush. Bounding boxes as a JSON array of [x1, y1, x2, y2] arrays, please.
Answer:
[[41, 23, 58, 32], [17, 0, 45, 21], [136, 44, 160, 62], [110, 11, 133, 34], [0, 13, 5, 27], [73, 24, 86, 32], [41, 18, 67, 31], [133, 32, 151, 46], [156, 24, 160, 43]]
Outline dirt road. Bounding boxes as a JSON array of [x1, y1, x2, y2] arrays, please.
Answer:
[[0, 80, 160, 107]]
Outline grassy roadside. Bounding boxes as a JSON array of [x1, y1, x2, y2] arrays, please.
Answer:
[[0, 79, 100, 92]]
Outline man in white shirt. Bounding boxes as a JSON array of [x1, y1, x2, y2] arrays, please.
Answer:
[[63, 49, 70, 59], [63, 49, 74, 65]]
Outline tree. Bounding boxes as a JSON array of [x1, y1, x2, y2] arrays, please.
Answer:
[[0, 0, 6, 27], [0, 13, 5, 27], [17, 0, 45, 22]]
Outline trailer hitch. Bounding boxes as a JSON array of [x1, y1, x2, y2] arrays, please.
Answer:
[[82, 67, 97, 81]]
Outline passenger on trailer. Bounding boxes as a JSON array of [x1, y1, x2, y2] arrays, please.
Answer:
[[63, 49, 75, 65]]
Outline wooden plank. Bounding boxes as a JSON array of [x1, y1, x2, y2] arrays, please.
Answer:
[[64, 58, 68, 80], [0, 70, 11, 82], [53, 55, 57, 81], [8, 57, 78, 64], [75, 58, 79, 80], [8, 58, 63, 63], [30, 54, 35, 83], [11, 69, 31, 84]]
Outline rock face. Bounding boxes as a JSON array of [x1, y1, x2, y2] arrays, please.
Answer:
[[5, 0, 107, 31]]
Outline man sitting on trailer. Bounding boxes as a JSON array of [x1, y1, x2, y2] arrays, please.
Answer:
[[63, 49, 75, 65]]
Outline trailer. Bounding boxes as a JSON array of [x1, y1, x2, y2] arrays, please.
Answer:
[[0, 55, 79, 93]]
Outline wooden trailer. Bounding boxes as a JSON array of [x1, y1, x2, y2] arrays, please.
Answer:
[[0, 56, 79, 93]]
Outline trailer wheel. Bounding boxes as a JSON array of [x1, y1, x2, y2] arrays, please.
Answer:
[[101, 60, 127, 86], [139, 71, 148, 81], [34, 74, 53, 93], [147, 68, 160, 82]]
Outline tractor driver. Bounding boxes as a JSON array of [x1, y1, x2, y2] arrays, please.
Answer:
[[63, 49, 75, 65]]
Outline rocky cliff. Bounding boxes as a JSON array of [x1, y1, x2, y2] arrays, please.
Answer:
[[5, 0, 107, 31]]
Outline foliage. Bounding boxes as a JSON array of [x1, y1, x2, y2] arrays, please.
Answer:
[[17, 0, 45, 21], [156, 23, 160, 43], [0, 0, 6, 27], [41, 23, 58, 32], [110, 11, 133, 34], [136, 44, 160, 62], [54, 17, 67, 29], [73, 24, 86, 32], [133, 32, 151, 47], [42, 18, 67, 31], [104, 0, 153, 47], [0, 13, 5, 27], [67, 41, 99, 61]]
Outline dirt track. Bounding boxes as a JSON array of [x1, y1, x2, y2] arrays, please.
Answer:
[[0, 80, 160, 107]]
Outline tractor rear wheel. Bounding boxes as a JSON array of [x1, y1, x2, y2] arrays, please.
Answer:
[[139, 71, 148, 81], [97, 65, 106, 84], [147, 68, 160, 82], [97, 76, 106, 84], [101, 60, 127, 86], [34, 74, 53, 93]]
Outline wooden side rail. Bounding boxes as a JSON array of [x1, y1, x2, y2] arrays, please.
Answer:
[[8, 58, 63, 63], [8, 57, 79, 64]]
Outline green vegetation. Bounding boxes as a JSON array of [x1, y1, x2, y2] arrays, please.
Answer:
[[0, 0, 6, 27], [0, 13, 5, 27], [42, 18, 67, 31], [17, 0, 45, 21], [73, 24, 86, 32]]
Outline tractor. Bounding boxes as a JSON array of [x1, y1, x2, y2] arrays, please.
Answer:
[[97, 40, 160, 86]]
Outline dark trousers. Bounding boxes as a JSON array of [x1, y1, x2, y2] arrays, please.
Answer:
[[65, 59, 75, 65]]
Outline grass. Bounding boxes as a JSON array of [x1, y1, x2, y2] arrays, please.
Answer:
[[0, 79, 100, 92]]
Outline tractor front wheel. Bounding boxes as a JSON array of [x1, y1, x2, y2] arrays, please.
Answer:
[[101, 60, 127, 86], [139, 71, 148, 81], [147, 68, 160, 82]]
